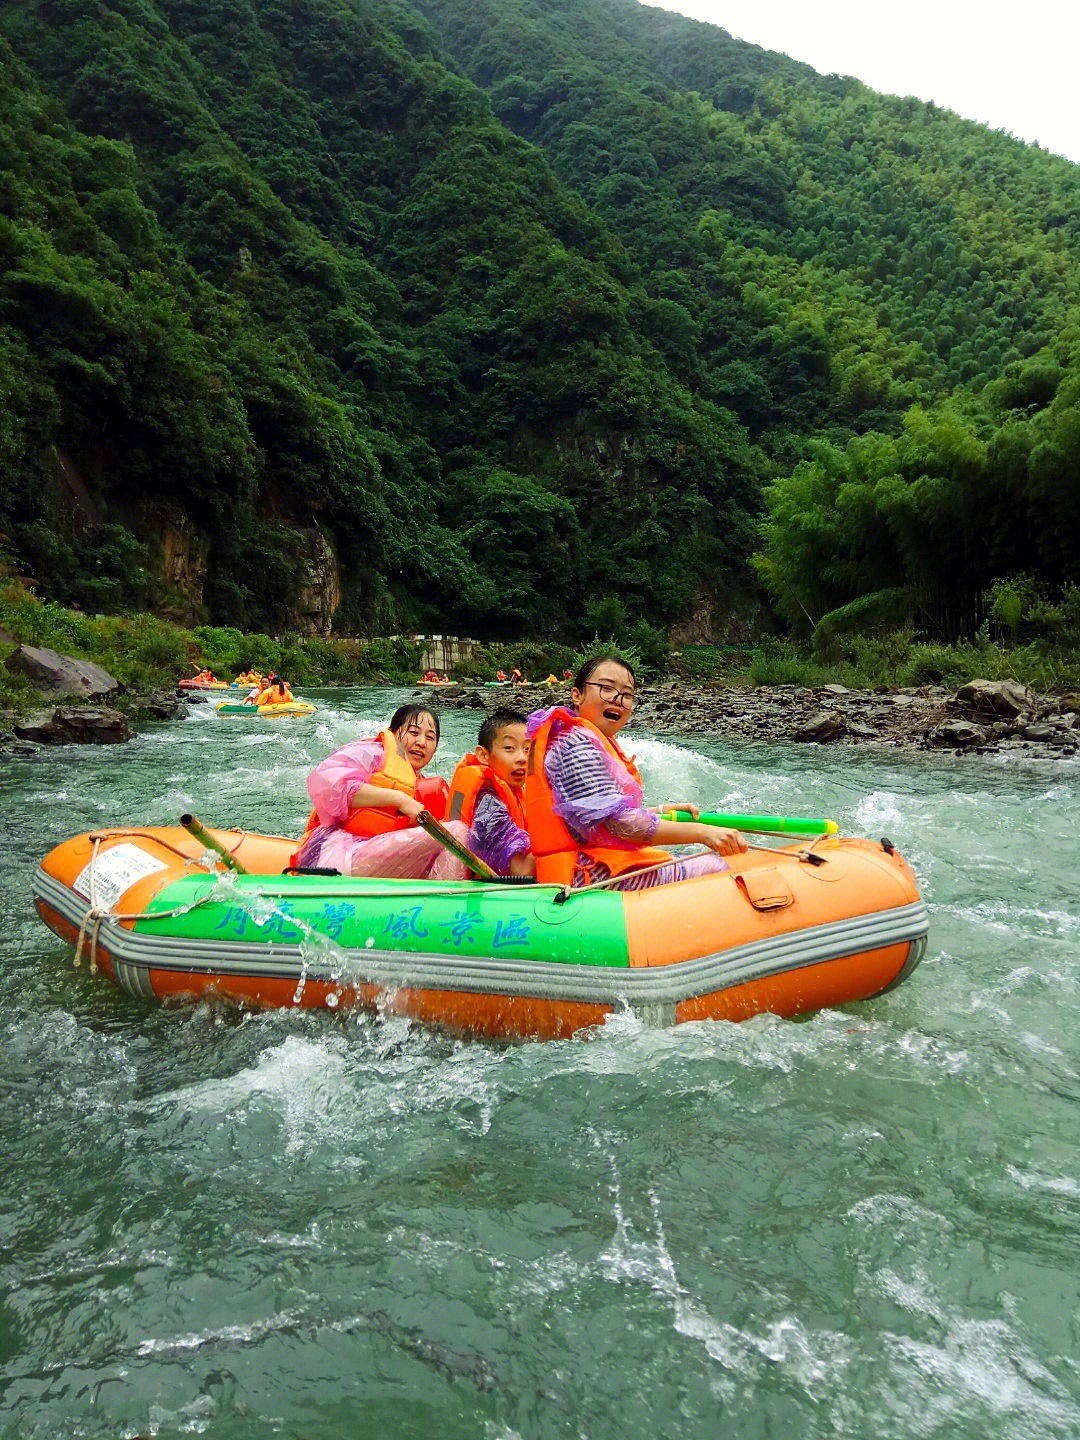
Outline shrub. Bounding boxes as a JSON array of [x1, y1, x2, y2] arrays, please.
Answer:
[[570, 635, 645, 682], [191, 626, 245, 675]]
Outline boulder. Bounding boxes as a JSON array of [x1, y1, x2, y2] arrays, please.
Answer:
[[928, 719, 985, 749], [129, 689, 185, 720], [4, 645, 120, 697], [0, 738, 39, 757], [952, 678, 1032, 718], [13, 707, 129, 745], [793, 710, 846, 742], [1020, 723, 1057, 742]]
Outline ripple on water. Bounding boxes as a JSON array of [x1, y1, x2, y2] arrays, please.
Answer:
[[5, 695, 1080, 1439]]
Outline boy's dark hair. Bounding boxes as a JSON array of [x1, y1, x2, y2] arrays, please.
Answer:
[[389, 704, 440, 741], [478, 708, 526, 751]]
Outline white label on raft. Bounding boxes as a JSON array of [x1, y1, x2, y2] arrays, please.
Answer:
[[72, 845, 169, 910]]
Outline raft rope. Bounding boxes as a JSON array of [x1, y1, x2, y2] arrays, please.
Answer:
[[72, 831, 244, 973], [69, 828, 841, 968], [553, 835, 836, 903], [69, 829, 550, 974]]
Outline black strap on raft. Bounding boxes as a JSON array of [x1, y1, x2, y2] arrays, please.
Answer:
[[880, 837, 896, 855]]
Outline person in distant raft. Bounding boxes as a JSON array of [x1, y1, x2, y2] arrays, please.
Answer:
[[446, 709, 535, 878], [292, 704, 468, 879], [256, 672, 293, 705], [525, 654, 746, 890]]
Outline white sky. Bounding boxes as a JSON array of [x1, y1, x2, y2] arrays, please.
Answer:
[[639, 0, 1080, 166]]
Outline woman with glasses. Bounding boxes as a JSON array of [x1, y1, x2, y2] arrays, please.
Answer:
[[525, 655, 746, 889], [292, 704, 468, 878]]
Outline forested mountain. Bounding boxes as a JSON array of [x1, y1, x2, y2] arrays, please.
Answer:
[[2, 0, 1078, 644]]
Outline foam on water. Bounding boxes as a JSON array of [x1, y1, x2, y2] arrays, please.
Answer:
[[6, 685, 1080, 1439]]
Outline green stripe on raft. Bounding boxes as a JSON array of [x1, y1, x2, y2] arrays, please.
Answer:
[[136, 874, 632, 968], [660, 810, 839, 835]]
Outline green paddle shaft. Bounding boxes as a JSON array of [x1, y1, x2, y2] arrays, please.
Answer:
[[659, 810, 838, 836]]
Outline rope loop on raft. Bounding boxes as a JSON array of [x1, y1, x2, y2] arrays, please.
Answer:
[[72, 832, 238, 972]]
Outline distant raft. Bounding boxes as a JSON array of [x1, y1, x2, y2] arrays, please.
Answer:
[[33, 824, 928, 1041], [215, 701, 317, 718]]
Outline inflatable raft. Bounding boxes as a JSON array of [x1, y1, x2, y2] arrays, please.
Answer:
[[215, 701, 316, 718], [33, 825, 928, 1040]]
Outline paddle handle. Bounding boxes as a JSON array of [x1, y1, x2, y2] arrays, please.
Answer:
[[416, 810, 499, 880], [659, 810, 838, 836], [180, 813, 249, 873]]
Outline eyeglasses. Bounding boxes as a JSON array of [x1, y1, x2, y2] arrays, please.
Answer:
[[583, 681, 637, 707]]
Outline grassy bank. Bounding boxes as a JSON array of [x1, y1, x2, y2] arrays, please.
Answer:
[[3, 586, 1077, 718], [0, 587, 421, 714]]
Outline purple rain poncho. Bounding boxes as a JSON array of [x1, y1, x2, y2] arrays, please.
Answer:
[[467, 789, 531, 876], [526, 706, 728, 891]]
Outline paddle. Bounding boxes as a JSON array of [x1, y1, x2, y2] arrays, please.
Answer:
[[415, 809, 502, 881], [180, 813, 249, 873], [658, 809, 839, 837]]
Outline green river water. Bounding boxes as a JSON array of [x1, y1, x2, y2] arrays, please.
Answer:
[[2, 687, 1079, 1440]]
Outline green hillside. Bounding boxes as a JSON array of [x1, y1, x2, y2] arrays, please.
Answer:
[[2, 0, 1078, 648]]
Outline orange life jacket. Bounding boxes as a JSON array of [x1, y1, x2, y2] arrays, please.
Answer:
[[524, 708, 671, 886], [294, 729, 448, 859], [447, 753, 528, 831]]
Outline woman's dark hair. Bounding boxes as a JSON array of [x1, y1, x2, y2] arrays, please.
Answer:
[[572, 654, 636, 693], [389, 704, 440, 742]]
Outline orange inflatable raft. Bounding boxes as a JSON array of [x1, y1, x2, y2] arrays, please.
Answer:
[[33, 826, 927, 1041]]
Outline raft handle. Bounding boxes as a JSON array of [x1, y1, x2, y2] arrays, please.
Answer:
[[799, 850, 828, 867], [283, 866, 342, 876], [881, 837, 896, 856]]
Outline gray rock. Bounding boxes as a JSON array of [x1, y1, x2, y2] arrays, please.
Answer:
[[129, 689, 185, 719], [1021, 723, 1057, 741], [13, 707, 129, 745], [3, 644, 121, 697], [0, 739, 39, 757], [793, 710, 847, 742], [928, 719, 986, 748], [953, 678, 1032, 718]]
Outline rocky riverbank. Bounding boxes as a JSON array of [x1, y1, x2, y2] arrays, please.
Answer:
[[417, 677, 1080, 761], [0, 644, 184, 755]]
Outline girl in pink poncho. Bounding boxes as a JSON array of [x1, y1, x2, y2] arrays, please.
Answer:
[[294, 704, 469, 879]]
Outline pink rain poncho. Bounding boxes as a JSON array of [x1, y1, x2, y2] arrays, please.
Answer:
[[295, 736, 468, 880], [526, 707, 728, 891]]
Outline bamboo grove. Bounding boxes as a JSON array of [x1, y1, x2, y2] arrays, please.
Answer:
[[2, 0, 1079, 646]]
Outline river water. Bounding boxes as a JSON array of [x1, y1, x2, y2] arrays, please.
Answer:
[[1, 687, 1078, 1440]]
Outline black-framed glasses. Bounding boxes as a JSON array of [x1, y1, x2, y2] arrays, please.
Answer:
[[583, 681, 637, 707]]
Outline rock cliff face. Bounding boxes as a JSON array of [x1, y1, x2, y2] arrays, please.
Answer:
[[288, 527, 341, 636], [159, 516, 209, 621], [667, 589, 772, 647]]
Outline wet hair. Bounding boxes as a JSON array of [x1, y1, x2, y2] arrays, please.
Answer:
[[572, 653, 636, 694], [389, 703, 440, 743], [478, 707, 526, 752]]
